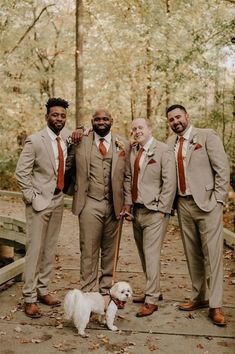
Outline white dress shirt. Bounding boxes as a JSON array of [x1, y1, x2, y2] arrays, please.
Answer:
[[47, 127, 67, 171], [94, 132, 112, 152], [136, 137, 154, 203]]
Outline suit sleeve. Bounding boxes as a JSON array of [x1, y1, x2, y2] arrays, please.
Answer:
[[158, 147, 177, 213], [15, 137, 35, 204], [206, 130, 230, 203], [65, 144, 76, 171], [64, 144, 76, 196]]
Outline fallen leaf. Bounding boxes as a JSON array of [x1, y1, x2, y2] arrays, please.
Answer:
[[205, 336, 213, 341], [88, 342, 100, 350], [14, 326, 22, 333], [56, 323, 63, 329], [31, 338, 42, 344], [197, 343, 204, 349], [148, 343, 157, 351], [40, 334, 52, 342], [187, 313, 195, 319]]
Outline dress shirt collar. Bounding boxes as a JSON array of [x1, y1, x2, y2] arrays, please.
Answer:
[[177, 125, 192, 141], [94, 131, 112, 145], [141, 136, 153, 152]]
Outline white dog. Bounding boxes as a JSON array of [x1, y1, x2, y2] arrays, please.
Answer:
[[64, 281, 132, 337]]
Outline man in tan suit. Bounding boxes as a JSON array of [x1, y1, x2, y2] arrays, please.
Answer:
[[130, 118, 176, 317], [16, 98, 70, 318], [66, 108, 132, 297], [166, 104, 230, 326]]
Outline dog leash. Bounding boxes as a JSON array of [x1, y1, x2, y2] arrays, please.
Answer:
[[112, 211, 134, 285], [112, 215, 124, 285]]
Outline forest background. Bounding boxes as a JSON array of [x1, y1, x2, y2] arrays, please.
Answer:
[[0, 0, 234, 190]]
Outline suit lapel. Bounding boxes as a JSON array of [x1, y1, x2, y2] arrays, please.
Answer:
[[111, 135, 118, 178], [185, 127, 198, 166], [140, 139, 157, 181], [60, 127, 69, 146], [41, 128, 57, 174], [84, 133, 93, 176], [168, 135, 177, 150]]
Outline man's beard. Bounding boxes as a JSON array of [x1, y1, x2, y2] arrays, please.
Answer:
[[92, 125, 111, 137]]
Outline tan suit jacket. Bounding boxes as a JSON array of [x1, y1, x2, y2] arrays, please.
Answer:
[[130, 138, 176, 213], [66, 132, 132, 218], [16, 127, 70, 211], [167, 127, 229, 212]]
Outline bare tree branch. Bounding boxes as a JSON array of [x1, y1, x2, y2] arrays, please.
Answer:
[[9, 4, 55, 54]]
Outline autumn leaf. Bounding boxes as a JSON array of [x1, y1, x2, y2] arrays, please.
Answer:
[[186, 313, 195, 319], [196, 343, 204, 349], [31, 338, 42, 344], [148, 343, 157, 351]]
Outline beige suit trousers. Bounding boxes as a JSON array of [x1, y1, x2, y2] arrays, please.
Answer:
[[23, 193, 64, 302], [133, 207, 168, 305], [78, 196, 118, 294], [177, 197, 224, 308]]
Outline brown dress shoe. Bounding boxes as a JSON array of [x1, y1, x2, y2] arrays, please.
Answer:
[[38, 294, 61, 307], [24, 303, 41, 318], [179, 300, 209, 311], [209, 308, 226, 326], [133, 294, 163, 303], [136, 303, 158, 317]]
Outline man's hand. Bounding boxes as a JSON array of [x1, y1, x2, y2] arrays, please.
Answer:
[[71, 128, 84, 144], [120, 204, 134, 221], [71, 127, 92, 144]]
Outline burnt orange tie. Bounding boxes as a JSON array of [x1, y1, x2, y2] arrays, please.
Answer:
[[56, 136, 64, 190], [132, 147, 144, 202], [99, 138, 107, 157], [177, 137, 186, 194]]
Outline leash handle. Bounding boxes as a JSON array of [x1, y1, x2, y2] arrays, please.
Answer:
[[112, 215, 124, 285]]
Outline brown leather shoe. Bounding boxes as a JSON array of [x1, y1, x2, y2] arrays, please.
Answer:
[[24, 303, 41, 318], [133, 294, 163, 303], [209, 308, 226, 326], [136, 303, 158, 317], [179, 300, 209, 311], [38, 294, 61, 307]]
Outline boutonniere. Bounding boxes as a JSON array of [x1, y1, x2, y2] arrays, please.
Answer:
[[115, 138, 126, 152], [66, 136, 81, 146], [66, 136, 73, 146], [189, 137, 197, 150], [146, 150, 154, 157]]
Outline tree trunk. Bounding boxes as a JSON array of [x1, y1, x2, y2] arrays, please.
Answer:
[[75, 0, 84, 127], [165, 0, 171, 139]]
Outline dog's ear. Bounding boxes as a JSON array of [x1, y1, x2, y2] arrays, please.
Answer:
[[110, 283, 119, 298]]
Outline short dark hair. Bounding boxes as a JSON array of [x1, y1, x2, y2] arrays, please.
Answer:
[[45, 97, 69, 114], [166, 104, 187, 116]]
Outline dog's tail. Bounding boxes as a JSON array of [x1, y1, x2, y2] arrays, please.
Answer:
[[64, 289, 83, 320]]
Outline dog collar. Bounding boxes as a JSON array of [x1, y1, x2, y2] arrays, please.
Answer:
[[109, 293, 126, 309]]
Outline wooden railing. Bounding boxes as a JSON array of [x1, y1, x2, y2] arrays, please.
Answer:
[[0, 215, 26, 285]]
